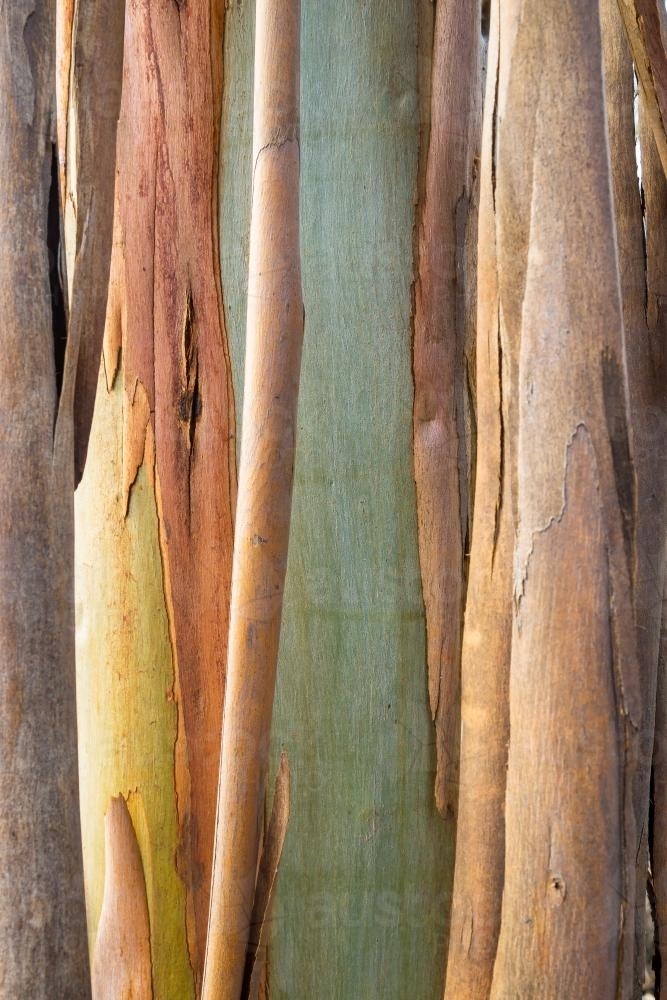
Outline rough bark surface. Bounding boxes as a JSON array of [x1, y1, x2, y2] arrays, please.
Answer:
[[0, 3, 89, 993], [412, 0, 482, 820], [202, 2, 302, 996]]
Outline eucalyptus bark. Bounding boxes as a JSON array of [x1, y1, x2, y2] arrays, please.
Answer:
[[74, 0, 236, 991], [602, 2, 667, 992], [412, 0, 481, 820], [487, 1, 640, 994], [443, 2, 513, 995], [202, 1, 302, 995], [0, 0, 122, 993], [641, 104, 667, 991]]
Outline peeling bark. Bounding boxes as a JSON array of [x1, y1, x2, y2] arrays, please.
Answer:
[[617, 0, 667, 178], [202, 2, 302, 996], [487, 1, 641, 994], [641, 98, 667, 991], [412, 0, 482, 820], [602, 1, 667, 991], [92, 797, 153, 1000], [83, 0, 237, 985], [443, 2, 512, 995], [242, 753, 290, 1000]]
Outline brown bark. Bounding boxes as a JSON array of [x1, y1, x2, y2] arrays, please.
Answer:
[[412, 0, 482, 819], [617, 0, 667, 178], [641, 103, 667, 989], [0, 0, 119, 994], [442, 1, 513, 995], [602, 2, 667, 992], [100, 0, 237, 983], [201, 1, 302, 996], [488, 1, 640, 994]]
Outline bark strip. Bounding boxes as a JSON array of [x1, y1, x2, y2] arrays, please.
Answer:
[[412, 0, 482, 820], [201, 2, 303, 996], [641, 99, 667, 990], [602, 1, 667, 989], [617, 0, 667, 178], [443, 1, 513, 995], [92, 797, 153, 1000]]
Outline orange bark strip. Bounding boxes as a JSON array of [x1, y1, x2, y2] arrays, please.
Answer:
[[617, 0, 667, 178], [489, 0, 640, 993], [443, 2, 513, 995], [412, 0, 481, 820], [92, 798, 153, 1000], [103, 0, 236, 984], [201, 2, 302, 996]]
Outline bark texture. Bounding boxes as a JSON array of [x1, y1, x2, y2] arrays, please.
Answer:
[[617, 0, 667, 177], [202, 1, 302, 995], [487, 1, 640, 994], [92, 797, 152, 1000], [75, 0, 236, 990], [412, 0, 482, 820], [641, 102, 667, 993], [443, 2, 512, 995]]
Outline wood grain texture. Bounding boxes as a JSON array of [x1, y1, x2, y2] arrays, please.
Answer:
[[85, 0, 237, 986], [92, 797, 152, 1000], [412, 0, 482, 820], [489, 0, 641, 994], [443, 3, 512, 995], [202, 3, 302, 996], [219, 3, 454, 998], [617, 0, 667, 178], [0, 0, 90, 995]]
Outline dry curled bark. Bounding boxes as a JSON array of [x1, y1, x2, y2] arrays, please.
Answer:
[[412, 0, 482, 820], [201, 1, 302, 996]]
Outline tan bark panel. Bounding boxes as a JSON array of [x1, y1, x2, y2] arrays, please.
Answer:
[[489, 1, 641, 992]]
